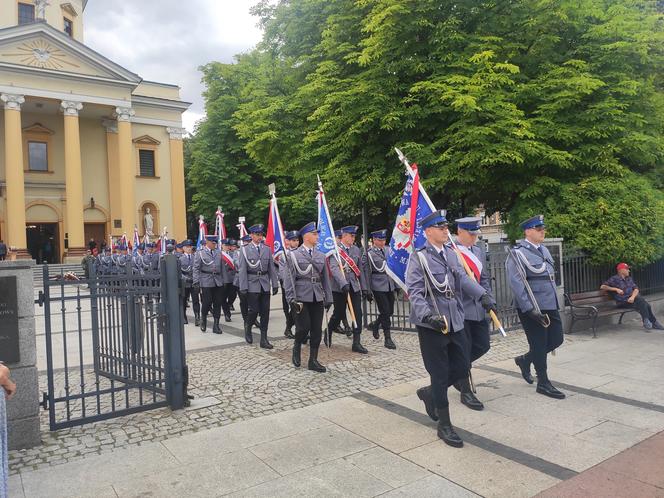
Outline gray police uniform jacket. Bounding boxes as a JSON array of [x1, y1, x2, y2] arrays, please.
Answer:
[[282, 246, 333, 304], [132, 253, 147, 275], [329, 244, 367, 293], [193, 248, 225, 288], [221, 250, 237, 285], [179, 252, 195, 287], [97, 255, 112, 275], [405, 242, 487, 333], [448, 241, 495, 322], [238, 243, 279, 293], [232, 250, 241, 287], [506, 241, 558, 312], [277, 249, 294, 283], [361, 246, 397, 292]]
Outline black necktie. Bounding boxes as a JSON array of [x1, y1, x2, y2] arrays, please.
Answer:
[[308, 248, 312, 257], [439, 250, 446, 262], [537, 246, 544, 255]]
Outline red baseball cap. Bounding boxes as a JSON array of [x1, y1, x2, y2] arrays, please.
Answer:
[[616, 263, 630, 271]]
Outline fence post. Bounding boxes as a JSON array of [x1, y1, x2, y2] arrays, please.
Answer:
[[161, 254, 187, 410]]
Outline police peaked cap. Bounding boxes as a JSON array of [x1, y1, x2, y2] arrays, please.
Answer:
[[420, 210, 448, 229]]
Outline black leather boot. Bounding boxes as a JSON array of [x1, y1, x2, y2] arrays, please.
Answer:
[[416, 386, 438, 421], [437, 406, 463, 448], [308, 346, 326, 373], [200, 314, 207, 333], [260, 330, 273, 349], [183, 312, 188, 325], [194, 313, 200, 327], [292, 341, 301, 367], [515, 355, 534, 384], [351, 332, 368, 354], [369, 320, 380, 339], [212, 317, 222, 334], [458, 377, 483, 411], [244, 321, 253, 344], [384, 329, 396, 349], [536, 374, 565, 399], [284, 327, 295, 339], [224, 311, 232, 322]]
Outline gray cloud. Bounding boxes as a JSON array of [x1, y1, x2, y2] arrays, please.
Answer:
[[84, 0, 263, 130]]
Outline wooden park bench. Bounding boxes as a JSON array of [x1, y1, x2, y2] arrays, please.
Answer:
[[564, 290, 639, 338]]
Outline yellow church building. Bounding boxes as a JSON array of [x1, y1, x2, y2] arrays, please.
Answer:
[[0, 0, 189, 262]]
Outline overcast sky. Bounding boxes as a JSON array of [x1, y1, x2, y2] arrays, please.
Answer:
[[84, 0, 264, 133]]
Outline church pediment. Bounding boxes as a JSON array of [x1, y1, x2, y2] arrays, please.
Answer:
[[133, 135, 161, 146], [0, 22, 141, 85]]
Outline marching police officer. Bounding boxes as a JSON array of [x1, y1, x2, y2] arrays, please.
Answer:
[[507, 215, 565, 399], [144, 243, 160, 275], [362, 229, 397, 350], [220, 239, 238, 322], [283, 222, 333, 372], [328, 226, 368, 354], [97, 246, 112, 276], [280, 231, 300, 339], [193, 235, 225, 334], [238, 224, 279, 349], [132, 243, 147, 275], [450, 217, 497, 411], [179, 240, 200, 326], [407, 210, 494, 448]]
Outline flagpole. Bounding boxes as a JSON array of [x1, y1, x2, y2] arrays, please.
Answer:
[[317, 176, 358, 332]]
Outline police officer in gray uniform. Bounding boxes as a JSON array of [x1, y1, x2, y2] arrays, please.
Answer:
[[507, 215, 565, 399], [450, 217, 497, 411], [283, 222, 333, 372], [234, 234, 251, 328], [193, 235, 225, 334], [238, 224, 279, 349], [362, 229, 397, 349], [132, 243, 147, 275], [113, 245, 132, 275], [179, 240, 200, 326], [279, 231, 300, 339], [328, 226, 369, 354], [407, 210, 493, 448], [97, 247, 113, 276], [220, 239, 237, 322]]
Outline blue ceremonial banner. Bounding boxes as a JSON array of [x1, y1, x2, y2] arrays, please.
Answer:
[[317, 183, 337, 257], [265, 195, 285, 261], [386, 164, 436, 291]]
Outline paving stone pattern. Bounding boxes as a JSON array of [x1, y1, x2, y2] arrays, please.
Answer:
[[8, 329, 591, 475]]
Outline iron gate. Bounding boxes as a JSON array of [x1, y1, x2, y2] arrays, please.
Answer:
[[37, 254, 188, 431]]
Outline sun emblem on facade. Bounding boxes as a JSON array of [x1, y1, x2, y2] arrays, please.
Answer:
[[2, 39, 79, 70]]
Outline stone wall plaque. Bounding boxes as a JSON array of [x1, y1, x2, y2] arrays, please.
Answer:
[[0, 276, 20, 363]]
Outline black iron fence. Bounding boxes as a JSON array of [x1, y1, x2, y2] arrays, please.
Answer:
[[37, 255, 188, 431], [363, 243, 664, 334]]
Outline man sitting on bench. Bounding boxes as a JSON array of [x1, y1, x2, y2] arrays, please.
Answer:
[[600, 263, 663, 331]]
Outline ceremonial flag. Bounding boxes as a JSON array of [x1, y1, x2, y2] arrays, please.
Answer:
[[215, 206, 226, 245], [109, 234, 114, 253], [386, 153, 436, 291], [265, 185, 286, 262], [197, 215, 207, 249], [132, 226, 140, 255], [456, 244, 482, 281], [157, 227, 167, 255], [121, 232, 129, 250], [316, 179, 338, 257]]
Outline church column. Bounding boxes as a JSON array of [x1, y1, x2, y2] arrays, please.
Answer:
[[61, 100, 86, 261], [102, 119, 121, 236], [114, 107, 136, 234], [1, 93, 29, 259], [167, 127, 187, 240]]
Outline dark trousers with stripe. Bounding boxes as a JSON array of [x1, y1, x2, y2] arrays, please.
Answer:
[[417, 325, 469, 409], [221, 283, 236, 316], [328, 290, 362, 334], [247, 291, 270, 333], [464, 319, 490, 364], [518, 309, 564, 379], [201, 285, 224, 319], [295, 301, 324, 348], [373, 291, 395, 331]]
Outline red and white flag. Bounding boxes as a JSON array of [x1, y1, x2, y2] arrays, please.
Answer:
[[457, 245, 483, 281]]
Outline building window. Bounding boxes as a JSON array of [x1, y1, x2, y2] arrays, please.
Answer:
[[28, 141, 48, 171], [139, 149, 156, 177], [18, 3, 35, 25], [64, 18, 73, 37]]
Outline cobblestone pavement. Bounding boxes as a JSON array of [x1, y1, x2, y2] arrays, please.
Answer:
[[9, 329, 592, 475]]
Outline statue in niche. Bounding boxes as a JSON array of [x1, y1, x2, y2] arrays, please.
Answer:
[[143, 207, 154, 237], [34, 0, 50, 19]]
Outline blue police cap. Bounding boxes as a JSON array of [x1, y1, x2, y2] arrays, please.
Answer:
[[455, 216, 482, 234], [117, 245, 127, 251], [227, 238, 238, 246], [205, 235, 218, 243], [420, 210, 448, 229], [168, 239, 176, 245], [334, 229, 342, 237], [220, 238, 229, 245], [285, 230, 300, 240], [341, 225, 358, 235], [371, 229, 388, 240], [175, 243, 183, 249], [300, 222, 319, 236], [249, 224, 265, 234], [181, 239, 193, 247], [146, 242, 156, 248], [240, 234, 252, 242], [520, 215, 545, 231], [138, 243, 145, 250]]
